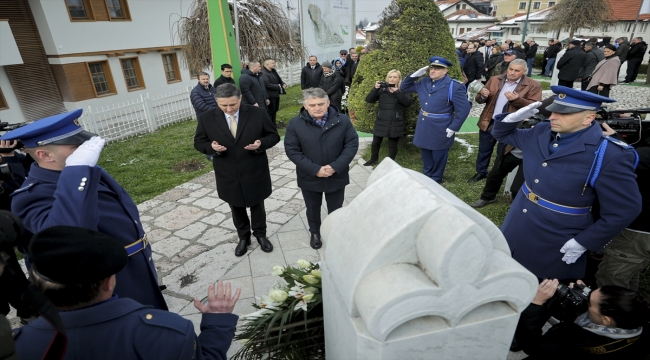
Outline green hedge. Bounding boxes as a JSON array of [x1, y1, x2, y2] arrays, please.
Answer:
[[348, 0, 461, 135]]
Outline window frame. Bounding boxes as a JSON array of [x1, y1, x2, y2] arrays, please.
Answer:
[[64, 0, 96, 21], [86, 61, 117, 97], [459, 28, 465, 34], [161, 53, 182, 83], [105, 0, 132, 21], [640, 23, 648, 33], [533, 2, 541, 9], [0, 88, 8, 110], [519, 2, 527, 10], [450, 28, 455, 35], [548, 1, 556, 7], [120, 57, 146, 91]]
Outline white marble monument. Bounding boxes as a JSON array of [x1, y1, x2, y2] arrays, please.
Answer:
[[320, 159, 538, 360]]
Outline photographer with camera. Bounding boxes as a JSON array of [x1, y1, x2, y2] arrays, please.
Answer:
[[363, 70, 412, 166], [515, 278, 650, 358]]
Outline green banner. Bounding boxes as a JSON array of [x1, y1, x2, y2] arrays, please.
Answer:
[[207, 0, 241, 84]]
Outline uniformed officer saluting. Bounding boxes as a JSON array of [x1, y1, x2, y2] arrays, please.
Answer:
[[401, 56, 471, 183], [492, 86, 642, 280], [13, 226, 240, 359], [4, 110, 167, 310]]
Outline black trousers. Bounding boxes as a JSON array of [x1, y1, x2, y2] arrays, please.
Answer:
[[370, 135, 399, 161], [587, 84, 611, 98], [480, 144, 524, 201], [267, 97, 280, 125], [625, 58, 643, 83], [558, 79, 575, 88], [229, 201, 266, 239], [302, 188, 345, 234]]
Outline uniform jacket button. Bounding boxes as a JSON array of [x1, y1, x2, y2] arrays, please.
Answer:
[[534, 179, 539, 183], [542, 162, 547, 167], [145, 314, 153, 320], [523, 209, 527, 213], [81, 177, 88, 181], [78, 187, 84, 191]]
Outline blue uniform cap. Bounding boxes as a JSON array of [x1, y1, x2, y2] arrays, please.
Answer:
[[429, 56, 452, 68], [2, 109, 96, 148], [546, 86, 616, 114]]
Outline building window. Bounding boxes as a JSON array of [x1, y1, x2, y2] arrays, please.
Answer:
[[456, 4, 460, 10], [450, 28, 455, 35], [548, 1, 556, 6], [0, 88, 8, 110], [519, 2, 527, 10], [462, 4, 467, 9], [120, 58, 145, 91], [87, 61, 116, 96], [640, 23, 648, 33], [459, 28, 465, 34], [625, 23, 633, 32], [162, 53, 182, 83], [467, 28, 472, 32], [105, 0, 130, 20], [512, 28, 521, 35], [65, 0, 94, 20], [533, 2, 541, 9], [493, 5, 498, 10]]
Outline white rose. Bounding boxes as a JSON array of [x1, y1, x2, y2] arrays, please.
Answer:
[[268, 289, 288, 302], [271, 265, 285, 276], [297, 259, 311, 269]]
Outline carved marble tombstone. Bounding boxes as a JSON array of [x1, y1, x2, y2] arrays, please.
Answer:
[[320, 159, 538, 360]]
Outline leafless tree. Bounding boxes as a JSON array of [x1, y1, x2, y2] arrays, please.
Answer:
[[539, 0, 616, 41], [173, 0, 305, 72]]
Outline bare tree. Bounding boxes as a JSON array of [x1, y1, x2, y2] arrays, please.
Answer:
[[173, 0, 305, 72], [539, 0, 616, 41]]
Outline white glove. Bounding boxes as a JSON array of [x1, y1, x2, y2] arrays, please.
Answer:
[[410, 66, 429, 78], [65, 136, 106, 167], [502, 101, 542, 123], [559, 238, 587, 265], [446, 128, 456, 138]]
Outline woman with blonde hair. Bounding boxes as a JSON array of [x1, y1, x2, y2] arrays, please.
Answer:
[[364, 69, 412, 166], [585, 44, 620, 97]]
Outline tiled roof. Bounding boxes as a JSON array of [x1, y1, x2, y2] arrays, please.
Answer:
[[609, 0, 645, 21], [436, 0, 461, 12]]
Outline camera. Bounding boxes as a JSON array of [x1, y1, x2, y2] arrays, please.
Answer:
[[0, 164, 13, 182], [0, 121, 26, 151], [520, 113, 545, 129], [546, 280, 593, 322], [378, 81, 395, 89], [597, 107, 650, 146]]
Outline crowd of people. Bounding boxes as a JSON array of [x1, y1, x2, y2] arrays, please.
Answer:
[[2, 36, 650, 358]]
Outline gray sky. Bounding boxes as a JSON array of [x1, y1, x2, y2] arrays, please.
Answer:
[[356, 0, 392, 24]]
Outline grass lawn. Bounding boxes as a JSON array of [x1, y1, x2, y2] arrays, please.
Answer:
[[361, 134, 649, 297]]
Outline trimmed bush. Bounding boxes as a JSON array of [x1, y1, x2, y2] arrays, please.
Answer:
[[348, 0, 462, 135]]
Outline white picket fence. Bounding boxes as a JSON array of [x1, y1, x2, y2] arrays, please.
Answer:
[[78, 64, 303, 143]]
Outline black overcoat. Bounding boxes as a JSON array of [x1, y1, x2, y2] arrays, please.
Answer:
[[194, 104, 280, 207], [365, 87, 412, 138], [557, 47, 587, 81]]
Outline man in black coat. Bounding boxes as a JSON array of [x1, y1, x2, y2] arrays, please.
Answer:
[[194, 84, 280, 257], [525, 39, 538, 77], [345, 52, 360, 86], [544, 40, 562, 77], [463, 43, 485, 87], [624, 37, 648, 83], [239, 61, 269, 110], [284, 88, 359, 249], [556, 40, 586, 88], [214, 64, 236, 88], [260, 58, 286, 126], [579, 42, 603, 90], [190, 72, 217, 119], [301, 56, 323, 89]]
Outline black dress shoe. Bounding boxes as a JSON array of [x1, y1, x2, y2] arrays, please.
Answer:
[[470, 198, 497, 208], [235, 237, 251, 257], [256, 236, 273, 252], [310, 233, 322, 249], [467, 173, 487, 183], [363, 159, 377, 166]]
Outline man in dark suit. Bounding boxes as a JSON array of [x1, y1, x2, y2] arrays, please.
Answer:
[[239, 61, 269, 110], [213, 64, 236, 88], [194, 84, 280, 257]]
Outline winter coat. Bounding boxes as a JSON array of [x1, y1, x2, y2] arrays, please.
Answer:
[[515, 304, 650, 359], [260, 67, 285, 98], [513, 46, 526, 60], [213, 75, 235, 89], [616, 41, 631, 63], [190, 82, 217, 118], [485, 53, 504, 79], [301, 63, 323, 89], [284, 106, 359, 193], [239, 68, 268, 108], [346, 60, 359, 85], [491, 60, 510, 77], [587, 56, 621, 89], [579, 50, 601, 79], [463, 52, 484, 83], [557, 47, 587, 81], [628, 41, 648, 60], [194, 105, 280, 207], [474, 74, 542, 131], [319, 71, 344, 110], [365, 87, 413, 138], [526, 43, 538, 59], [544, 43, 562, 59]]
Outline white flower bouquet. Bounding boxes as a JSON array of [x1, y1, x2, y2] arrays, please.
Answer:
[[232, 259, 324, 359]]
